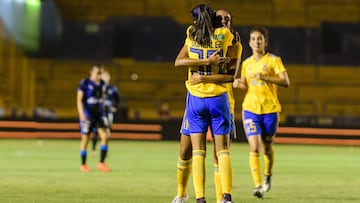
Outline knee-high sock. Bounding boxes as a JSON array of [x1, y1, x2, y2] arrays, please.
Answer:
[[249, 152, 261, 187], [100, 145, 108, 162], [217, 150, 232, 195], [264, 147, 274, 176], [177, 158, 192, 197], [192, 150, 206, 199], [80, 150, 87, 165], [214, 163, 222, 203]]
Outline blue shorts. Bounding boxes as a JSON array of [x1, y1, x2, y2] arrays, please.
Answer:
[[181, 112, 235, 139], [185, 93, 231, 136], [242, 110, 278, 143], [180, 110, 190, 136]]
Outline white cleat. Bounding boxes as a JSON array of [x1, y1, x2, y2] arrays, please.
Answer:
[[263, 175, 272, 192], [171, 194, 189, 203], [220, 193, 232, 203], [253, 186, 264, 198]]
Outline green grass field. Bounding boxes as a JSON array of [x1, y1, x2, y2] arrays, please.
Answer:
[[0, 139, 359, 203]]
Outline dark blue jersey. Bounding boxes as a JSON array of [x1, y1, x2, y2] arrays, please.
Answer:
[[104, 85, 120, 114], [77, 78, 106, 117]]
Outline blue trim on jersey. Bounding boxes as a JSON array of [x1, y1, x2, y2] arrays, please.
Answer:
[[242, 110, 278, 143], [185, 92, 231, 135]]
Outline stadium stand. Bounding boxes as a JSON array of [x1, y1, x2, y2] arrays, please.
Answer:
[[0, 0, 359, 125], [53, 0, 360, 26]]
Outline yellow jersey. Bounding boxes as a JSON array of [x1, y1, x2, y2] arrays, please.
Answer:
[[226, 41, 243, 114], [184, 26, 234, 98], [241, 53, 286, 114]]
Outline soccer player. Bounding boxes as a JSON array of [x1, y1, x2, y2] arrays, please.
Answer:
[[172, 8, 242, 203], [233, 27, 290, 198], [77, 64, 112, 172], [91, 70, 120, 152], [174, 4, 235, 203]]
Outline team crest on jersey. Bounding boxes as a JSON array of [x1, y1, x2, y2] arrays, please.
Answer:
[[88, 85, 93, 90]]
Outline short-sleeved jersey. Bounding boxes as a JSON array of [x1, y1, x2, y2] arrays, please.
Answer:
[[104, 85, 120, 114], [184, 26, 234, 98], [241, 53, 286, 114], [77, 78, 106, 116]]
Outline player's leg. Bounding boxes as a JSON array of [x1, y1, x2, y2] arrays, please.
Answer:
[[213, 142, 222, 203], [190, 133, 207, 203], [215, 114, 235, 203], [210, 93, 233, 203], [261, 112, 279, 192], [97, 127, 111, 172], [172, 134, 192, 203], [92, 127, 98, 151], [243, 110, 264, 198], [79, 120, 91, 172], [187, 94, 208, 202]]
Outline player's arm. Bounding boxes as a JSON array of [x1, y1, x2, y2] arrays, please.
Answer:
[[254, 71, 290, 88], [190, 72, 234, 84], [175, 45, 229, 67], [77, 90, 86, 121]]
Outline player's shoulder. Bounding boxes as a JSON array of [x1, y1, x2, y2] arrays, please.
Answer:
[[214, 26, 232, 34], [242, 56, 253, 64], [79, 78, 89, 85], [266, 53, 282, 60]]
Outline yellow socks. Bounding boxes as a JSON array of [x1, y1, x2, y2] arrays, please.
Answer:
[[214, 164, 222, 203], [217, 149, 232, 195], [249, 152, 261, 186], [264, 147, 274, 176], [192, 150, 206, 199], [176, 158, 192, 197]]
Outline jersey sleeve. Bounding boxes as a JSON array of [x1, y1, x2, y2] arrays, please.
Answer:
[[77, 79, 86, 92], [273, 57, 286, 74]]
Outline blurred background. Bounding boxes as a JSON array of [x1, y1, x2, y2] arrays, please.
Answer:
[[0, 0, 359, 129]]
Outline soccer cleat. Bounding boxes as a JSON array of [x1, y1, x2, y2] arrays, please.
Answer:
[[171, 194, 188, 203], [80, 164, 90, 172], [253, 186, 264, 198], [220, 193, 232, 203], [196, 197, 206, 203], [97, 162, 111, 172], [263, 175, 272, 192]]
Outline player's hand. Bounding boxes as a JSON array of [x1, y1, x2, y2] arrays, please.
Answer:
[[190, 72, 202, 84], [254, 73, 268, 81], [208, 50, 230, 66], [233, 78, 246, 89]]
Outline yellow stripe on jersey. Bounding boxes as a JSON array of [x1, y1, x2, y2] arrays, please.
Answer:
[[241, 53, 286, 114], [185, 26, 234, 98]]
